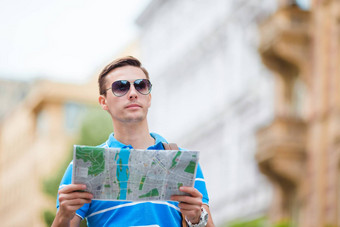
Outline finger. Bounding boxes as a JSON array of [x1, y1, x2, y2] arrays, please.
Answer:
[[179, 187, 202, 198], [64, 204, 85, 212], [59, 184, 87, 194], [59, 191, 93, 201], [171, 195, 203, 206], [59, 198, 92, 213], [59, 202, 89, 214], [61, 198, 92, 206], [178, 202, 201, 211], [171, 187, 202, 203]]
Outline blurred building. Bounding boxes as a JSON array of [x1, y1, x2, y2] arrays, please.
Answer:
[[136, 0, 278, 225], [0, 79, 32, 120], [0, 43, 139, 226], [256, 0, 340, 226], [0, 79, 98, 226]]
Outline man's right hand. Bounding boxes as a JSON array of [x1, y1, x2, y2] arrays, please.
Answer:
[[52, 184, 93, 227]]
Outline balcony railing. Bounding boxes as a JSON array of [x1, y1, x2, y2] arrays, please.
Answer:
[[259, 5, 311, 75], [256, 116, 306, 185]]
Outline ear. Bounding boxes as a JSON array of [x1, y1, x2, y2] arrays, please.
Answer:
[[99, 95, 109, 110]]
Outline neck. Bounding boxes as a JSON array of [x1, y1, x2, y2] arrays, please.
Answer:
[[112, 120, 155, 149]]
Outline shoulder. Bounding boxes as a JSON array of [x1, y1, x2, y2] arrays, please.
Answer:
[[150, 132, 188, 150], [150, 132, 168, 143], [96, 133, 113, 148]]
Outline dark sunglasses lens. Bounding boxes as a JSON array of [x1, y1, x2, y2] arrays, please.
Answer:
[[134, 79, 151, 95], [112, 80, 130, 96]]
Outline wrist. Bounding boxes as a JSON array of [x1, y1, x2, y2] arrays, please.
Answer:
[[190, 213, 201, 224], [53, 210, 72, 227], [186, 207, 209, 227]]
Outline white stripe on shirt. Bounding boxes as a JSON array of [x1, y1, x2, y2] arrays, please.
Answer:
[[87, 201, 180, 218], [75, 213, 85, 220], [130, 225, 160, 227], [195, 178, 205, 183], [101, 142, 109, 148]]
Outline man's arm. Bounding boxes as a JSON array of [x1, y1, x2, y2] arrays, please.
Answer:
[[202, 204, 214, 227], [52, 184, 92, 227], [53, 215, 82, 227], [171, 186, 215, 227]]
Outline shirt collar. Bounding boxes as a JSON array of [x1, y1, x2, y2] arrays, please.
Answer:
[[106, 132, 167, 150]]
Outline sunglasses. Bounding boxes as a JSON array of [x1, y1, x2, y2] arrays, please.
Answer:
[[106, 79, 152, 97]]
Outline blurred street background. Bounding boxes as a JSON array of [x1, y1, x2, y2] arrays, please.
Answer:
[[1, 0, 339, 226]]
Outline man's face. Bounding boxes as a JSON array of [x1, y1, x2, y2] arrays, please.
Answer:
[[99, 65, 151, 124]]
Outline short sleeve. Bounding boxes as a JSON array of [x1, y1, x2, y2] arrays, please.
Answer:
[[194, 164, 210, 205], [178, 147, 210, 206]]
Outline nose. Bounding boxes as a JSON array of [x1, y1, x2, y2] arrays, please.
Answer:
[[127, 84, 138, 100]]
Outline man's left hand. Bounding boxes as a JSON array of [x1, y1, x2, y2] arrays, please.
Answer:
[[171, 186, 203, 224]]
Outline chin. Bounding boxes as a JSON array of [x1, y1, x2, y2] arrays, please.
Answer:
[[124, 116, 145, 123]]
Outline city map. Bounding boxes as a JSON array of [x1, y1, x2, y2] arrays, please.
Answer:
[[72, 145, 199, 201]]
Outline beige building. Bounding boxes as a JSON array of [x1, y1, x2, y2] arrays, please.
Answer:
[[0, 39, 139, 225], [0, 79, 32, 120], [256, 0, 340, 226], [0, 79, 98, 226]]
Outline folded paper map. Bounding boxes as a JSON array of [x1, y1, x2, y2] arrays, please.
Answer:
[[72, 145, 199, 201]]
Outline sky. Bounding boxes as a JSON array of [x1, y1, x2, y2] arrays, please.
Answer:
[[0, 0, 311, 85], [0, 0, 151, 83]]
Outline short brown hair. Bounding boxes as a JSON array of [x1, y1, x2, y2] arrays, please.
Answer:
[[98, 56, 149, 95]]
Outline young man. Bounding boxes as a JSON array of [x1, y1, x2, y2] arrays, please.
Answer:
[[52, 56, 214, 227]]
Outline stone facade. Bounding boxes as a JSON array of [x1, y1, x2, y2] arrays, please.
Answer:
[[256, 0, 340, 226], [136, 0, 277, 225]]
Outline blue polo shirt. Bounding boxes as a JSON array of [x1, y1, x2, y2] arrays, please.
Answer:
[[57, 132, 209, 227]]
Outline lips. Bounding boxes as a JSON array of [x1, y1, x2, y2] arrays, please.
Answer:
[[125, 103, 142, 109]]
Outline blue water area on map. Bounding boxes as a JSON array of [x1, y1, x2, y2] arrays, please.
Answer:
[[116, 148, 131, 199]]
